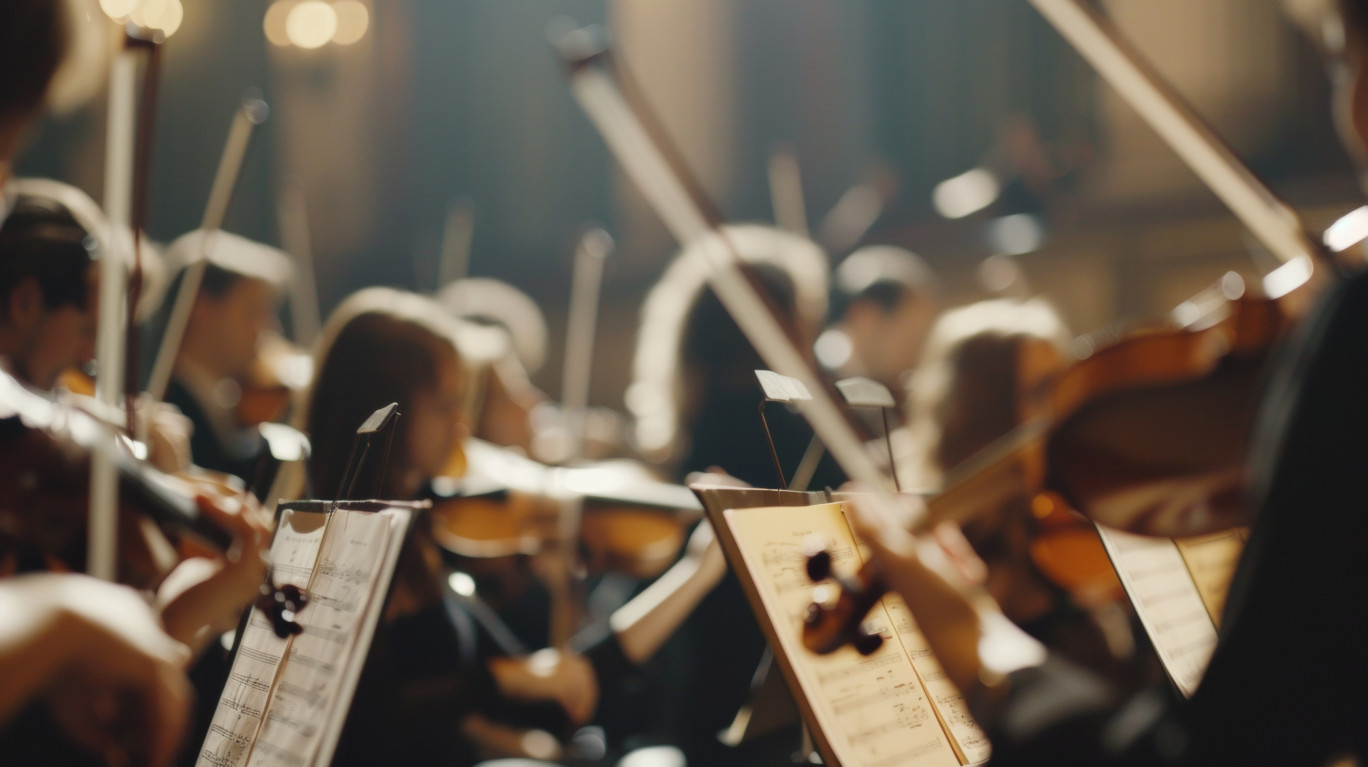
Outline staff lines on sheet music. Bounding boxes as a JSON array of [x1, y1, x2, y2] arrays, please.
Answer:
[[866, 737, 948, 767], [815, 652, 902, 684]]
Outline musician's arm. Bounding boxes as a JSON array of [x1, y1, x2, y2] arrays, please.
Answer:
[[0, 573, 191, 767]]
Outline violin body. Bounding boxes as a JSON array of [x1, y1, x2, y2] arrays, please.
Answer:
[[428, 439, 700, 581]]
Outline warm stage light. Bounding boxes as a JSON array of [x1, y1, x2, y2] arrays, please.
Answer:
[[100, 0, 138, 20], [332, 1, 370, 45], [131, 0, 184, 37], [264, 1, 292, 47], [285, 1, 338, 50]]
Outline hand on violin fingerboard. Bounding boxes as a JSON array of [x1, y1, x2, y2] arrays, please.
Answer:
[[155, 492, 272, 656]]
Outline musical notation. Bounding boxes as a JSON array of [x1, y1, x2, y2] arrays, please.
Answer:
[[197, 505, 411, 767], [724, 503, 962, 767], [1097, 525, 1221, 697]]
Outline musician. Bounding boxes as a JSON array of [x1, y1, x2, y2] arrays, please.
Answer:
[[897, 298, 1135, 680], [817, 245, 940, 410], [304, 286, 727, 763], [628, 225, 843, 764], [850, 1, 1368, 763], [159, 230, 293, 486], [437, 277, 568, 461], [0, 185, 194, 474]]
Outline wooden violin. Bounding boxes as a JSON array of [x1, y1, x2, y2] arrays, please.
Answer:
[[0, 366, 307, 637], [799, 0, 1355, 656], [428, 438, 702, 580]]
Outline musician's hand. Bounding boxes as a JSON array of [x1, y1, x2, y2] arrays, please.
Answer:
[[846, 494, 991, 691], [156, 493, 271, 655], [490, 649, 600, 726], [0, 574, 192, 767], [136, 396, 194, 475]]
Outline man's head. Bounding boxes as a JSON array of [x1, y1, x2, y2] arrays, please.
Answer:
[[166, 230, 292, 382], [821, 246, 940, 390], [0, 0, 67, 181], [0, 194, 98, 389]]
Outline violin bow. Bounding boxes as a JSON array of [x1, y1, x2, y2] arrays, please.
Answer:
[[278, 184, 323, 347], [436, 196, 476, 291], [557, 29, 895, 499], [145, 94, 269, 406], [1026, 0, 1336, 287], [88, 25, 165, 580], [768, 143, 809, 236], [560, 226, 614, 464]]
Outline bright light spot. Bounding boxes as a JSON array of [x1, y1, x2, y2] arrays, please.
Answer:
[[1069, 336, 1096, 360], [978, 254, 1023, 294], [132, 0, 183, 37], [814, 328, 853, 371], [100, 0, 138, 20], [986, 213, 1045, 256], [331, 0, 370, 45], [447, 571, 476, 597], [520, 730, 560, 761], [264, 1, 292, 47], [1220, 272, 1245, 301], [1262, 255, 1313, 300], [932, 167, 1001, 219], [1171, 301, 1202, 327], [1323, 205, 1368, 253], [285, 0, 338, 50]]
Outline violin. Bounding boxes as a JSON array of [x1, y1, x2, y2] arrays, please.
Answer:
[[236, 329, 313, 427], [428, 438, 702, 580], [0, 366, 307, 636], [552, 16, 1346, 660]]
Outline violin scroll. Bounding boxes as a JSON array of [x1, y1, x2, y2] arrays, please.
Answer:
[[801, 545, 887, 656], [255, 573, 308, 638]]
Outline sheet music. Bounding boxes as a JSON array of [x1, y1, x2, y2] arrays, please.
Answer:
[[880, 595, 990, 764], [1096, 525, 1217, 698], [1173, 528, 1247, 627], [247, 508, 403, 767], [724, 504, 960, 767], [198, 508, 329, 767]]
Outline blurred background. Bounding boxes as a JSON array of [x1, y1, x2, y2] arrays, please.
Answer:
[[18, 0, 1363, 409]]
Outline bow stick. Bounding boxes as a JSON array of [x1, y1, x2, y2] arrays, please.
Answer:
[[560, 226, 614, 463], [145, 95, 269, 406], [89, 26, 165, 580], [556, 28, 898, 503], [1026, 0, 1334, 284]]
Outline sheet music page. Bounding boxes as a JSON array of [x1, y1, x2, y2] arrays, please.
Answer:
[[1096, 525, 1217, 697], [197, 508, 329, 767], [1174, 528, 1247, 627], [724, 504, 960, 767], [246, 507, 403, 767], [879, 594, 990, 764]]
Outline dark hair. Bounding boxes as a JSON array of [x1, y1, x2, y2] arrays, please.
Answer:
[[832, 246, 938, 319], [200, 262, 244, 298], [932, 334, 1025, 472], [307, 296, 461, 499], [0, 194, 95, 314], [0, 0, 66, 127]]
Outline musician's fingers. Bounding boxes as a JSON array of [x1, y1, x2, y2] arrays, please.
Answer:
[[194, 494, 269, 563]]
